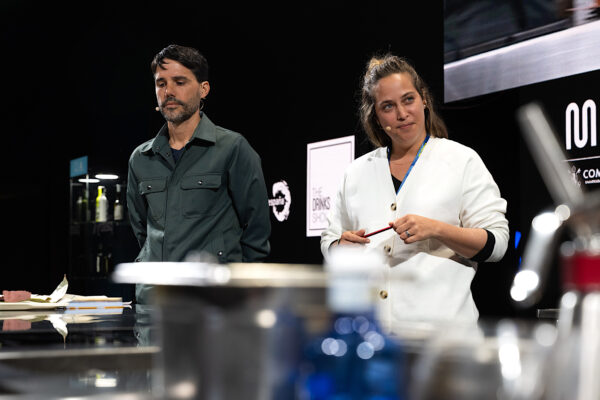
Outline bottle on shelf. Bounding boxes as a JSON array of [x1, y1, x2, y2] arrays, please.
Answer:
[[75, 194, 84, 222], [105, 251, 112, 274], [76, 187, 91, 223], [114, 183, 124, 221], [96, 242, 103, 274], [84, 188, 91, 222], [95, 185, 108, 222]]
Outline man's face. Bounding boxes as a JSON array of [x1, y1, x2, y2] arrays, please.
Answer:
[[154, 58, 208, 124]]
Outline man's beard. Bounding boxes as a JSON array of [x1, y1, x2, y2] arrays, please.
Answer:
[[161, 98, 200, 124]]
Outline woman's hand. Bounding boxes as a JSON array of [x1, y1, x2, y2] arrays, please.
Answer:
[[337, 229, 371, 246], [390, 214, 487, 258], [390, 214, 439, 243]]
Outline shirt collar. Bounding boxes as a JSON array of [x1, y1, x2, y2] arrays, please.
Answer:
[[141, 112, 217, 155]]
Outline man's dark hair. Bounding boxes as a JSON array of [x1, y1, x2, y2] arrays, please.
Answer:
[[151, 44, 209, 83]]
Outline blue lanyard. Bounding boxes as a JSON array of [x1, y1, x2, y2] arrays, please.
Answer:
[[388, 135, 430, 195]]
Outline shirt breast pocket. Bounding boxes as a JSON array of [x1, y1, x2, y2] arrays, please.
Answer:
[[180, 173, 222, 218], [139, 178, 167, 221]]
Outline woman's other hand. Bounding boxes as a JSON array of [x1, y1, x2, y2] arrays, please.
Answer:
[[339, 229, 371, 245]]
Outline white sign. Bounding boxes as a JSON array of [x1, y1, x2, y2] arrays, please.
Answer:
[[306, 135, 355, 237]]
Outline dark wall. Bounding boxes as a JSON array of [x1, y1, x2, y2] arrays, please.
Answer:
[[1, 1, 557, 319]]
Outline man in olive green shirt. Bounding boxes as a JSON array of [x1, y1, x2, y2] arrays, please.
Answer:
[[127, 45, 271, 302]]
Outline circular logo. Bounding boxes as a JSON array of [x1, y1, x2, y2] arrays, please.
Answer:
[[269, 180, 291, 222]]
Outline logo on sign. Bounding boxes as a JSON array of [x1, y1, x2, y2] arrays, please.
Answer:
[[565, 99, 597, 150], [311, 187, 331, 224], [578, 167, 600, 185], [268, 180, 291, 222]]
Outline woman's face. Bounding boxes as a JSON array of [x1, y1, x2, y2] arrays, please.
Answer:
[[373, 72, 427, 147]]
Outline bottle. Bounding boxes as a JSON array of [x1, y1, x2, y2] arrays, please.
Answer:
[[95, 186, 108, 222], [75, 194, 83, 222], [113, 184, 124, 221], [81, 189, 90, 222], [296, 247, 407, 400], [105, 251, 112, 274], [96, 243, 103, 274]]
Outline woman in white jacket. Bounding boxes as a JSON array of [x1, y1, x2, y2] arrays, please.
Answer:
[[321, 54, 509, 327]]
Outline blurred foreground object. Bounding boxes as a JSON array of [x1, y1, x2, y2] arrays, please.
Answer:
[[512, 101, 600, 399]]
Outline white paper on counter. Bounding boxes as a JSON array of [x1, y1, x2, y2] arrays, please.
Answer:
[[0, 275, 127, 311]]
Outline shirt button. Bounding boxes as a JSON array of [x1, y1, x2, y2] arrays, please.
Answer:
[[383, 245, 391, 254], [390, 203, 397, 211], [198, 180, 203, 185], [147, 185, 152, 190], [379, 290, 388, 299], [217, 251, 223, 256]]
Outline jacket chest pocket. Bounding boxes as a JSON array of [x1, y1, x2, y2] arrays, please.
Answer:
[[139, 178, 167, 221], [180, 174, 222, 218]]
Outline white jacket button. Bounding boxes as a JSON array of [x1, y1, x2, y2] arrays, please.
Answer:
[[383, 245, 391, 255], [390, 203, 397, 211], [379, 290, 388, 299]]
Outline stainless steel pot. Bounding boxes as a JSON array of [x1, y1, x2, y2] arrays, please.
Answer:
[[113, 262, 330, 400]]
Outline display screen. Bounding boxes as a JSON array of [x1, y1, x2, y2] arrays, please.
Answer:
[[444, 0, 600, 103]]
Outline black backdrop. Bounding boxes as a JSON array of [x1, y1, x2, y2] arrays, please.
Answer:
[[2, 1, 572, 319]]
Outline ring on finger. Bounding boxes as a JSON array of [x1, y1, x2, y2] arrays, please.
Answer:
[[405, 230, 411, 238]]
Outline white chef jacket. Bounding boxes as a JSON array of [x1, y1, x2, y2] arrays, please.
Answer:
[[320, 137, 509, 328]]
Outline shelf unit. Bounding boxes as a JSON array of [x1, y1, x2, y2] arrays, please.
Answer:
[[68, 176, 137, 301]]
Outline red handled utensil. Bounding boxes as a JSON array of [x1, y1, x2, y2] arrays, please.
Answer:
[[363, 225, 393, 238]]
